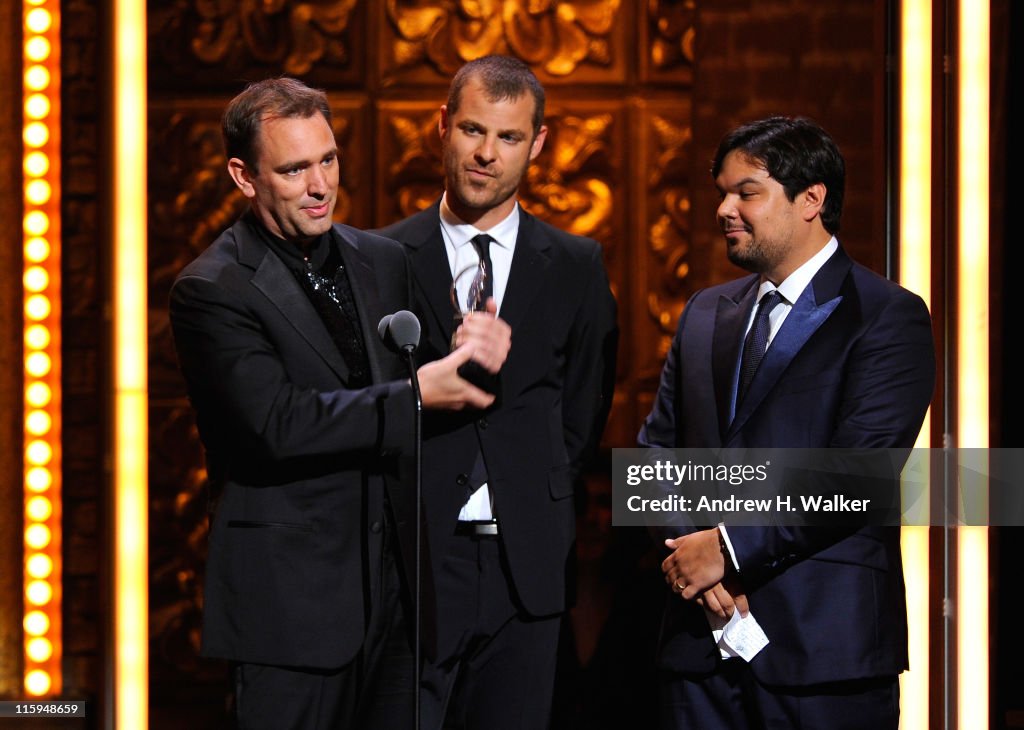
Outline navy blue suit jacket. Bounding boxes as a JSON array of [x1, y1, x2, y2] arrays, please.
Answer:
[[639, 246, 935, 686]]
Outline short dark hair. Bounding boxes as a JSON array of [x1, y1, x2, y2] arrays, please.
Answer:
[[222, 77, 332, 173], [446, 55, 546, 135], [711, 116, 846, 234]]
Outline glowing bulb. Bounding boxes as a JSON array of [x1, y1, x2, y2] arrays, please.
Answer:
[[24, 152, 49, 177], [25, 352, 51, 378], [25, 323, 50, 349], [25, 9, 52, 33], [24, 670, 51, 696], [25, 295, 51, 321], [26, 410, 52, 436], [26, 440, 52, 465], [25, 324, 50, 349], [26, 382, 52, 407], [25, 525, 51, 550], [26, 467, 52, 492], [25, 179, 51, 205], [24, 122, 49, 148], [26, 581, 53, 605], [24, 266, 49, 292], [23, 211, 49, 236], [26, 553, 53, 579], [25, 66, 50, 91], [24, 611, 50, 636], [25, 236, 50, 262], [25, 37, 51, 63], [26, 637, 53, 663]]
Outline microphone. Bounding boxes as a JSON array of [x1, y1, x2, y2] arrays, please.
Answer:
[[378, 310, 421, 353]]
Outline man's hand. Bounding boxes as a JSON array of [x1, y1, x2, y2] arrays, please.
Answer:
[[452, 298, 511, 374], [418, 344, 496, 411], [694, 578, 749, 620], [662, 528, 726, 601]]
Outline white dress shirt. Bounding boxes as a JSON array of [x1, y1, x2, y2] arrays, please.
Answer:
[[439, 194, 519, 520]]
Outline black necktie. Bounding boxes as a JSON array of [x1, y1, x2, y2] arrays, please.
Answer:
[[470, 234, 494, 310], [738, 289, 783, 404]]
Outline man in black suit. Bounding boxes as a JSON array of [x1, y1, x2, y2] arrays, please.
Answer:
[[639, 117, 935, 729], [377, 56, 618, 730], [170, 77, 510, 730]]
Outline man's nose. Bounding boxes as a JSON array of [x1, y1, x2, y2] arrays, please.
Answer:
[[475, 135, 497, 163], [307, 164, 330, 197], [717, 195, 736, 221]]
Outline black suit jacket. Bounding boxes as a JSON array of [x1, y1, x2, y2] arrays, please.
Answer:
[[170, 215, 419, 669], [377, 203, 618, 649], [639, 246, 935, 685]]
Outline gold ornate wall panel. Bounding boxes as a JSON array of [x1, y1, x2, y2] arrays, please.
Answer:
[[146, 1, 695, 721], [148, 0, 368, 89], [639, 0, 696, 84], [379, 0, 628, 86]]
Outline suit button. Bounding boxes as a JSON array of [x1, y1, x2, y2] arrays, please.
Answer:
[[370, 521, 382, 534], [478, 418, 488, 429], [456, 474, 469, 486]]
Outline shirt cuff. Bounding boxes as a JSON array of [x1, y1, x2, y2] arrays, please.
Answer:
[[718, 523, 740, 573]]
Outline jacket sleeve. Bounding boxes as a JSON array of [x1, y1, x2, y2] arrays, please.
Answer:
[[562, 243, 619, 481], [170, 272, 415, 463]]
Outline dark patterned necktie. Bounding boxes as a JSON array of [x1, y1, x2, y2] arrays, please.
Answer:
[[470, 234, 494, 310], [738, 289, 783, 404]]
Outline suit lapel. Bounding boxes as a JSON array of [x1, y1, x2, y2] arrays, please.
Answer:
[[726, 247, 852, 440], [333, 225, 390, 383], [249, 244, 352, 383], [712, 278, 758, 438], [404, 208, 458, 348], [498, 210, 551, 333]]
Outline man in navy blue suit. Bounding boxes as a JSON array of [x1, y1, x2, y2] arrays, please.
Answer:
[[639, 117, 935, 729]]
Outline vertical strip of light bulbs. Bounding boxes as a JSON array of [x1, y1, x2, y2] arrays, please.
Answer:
[[22, 0, 62, 698], [956, 0, 989, 727], [113, 0, 148, 725], [897, 1, 931, 728]]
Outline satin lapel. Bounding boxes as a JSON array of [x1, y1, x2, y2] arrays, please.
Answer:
[[250, 244, 351, 383], [712, 279, 758, 439], [727, 249, 851, 440], [497, 211, 551, 334], [334, 226, 388, 383]]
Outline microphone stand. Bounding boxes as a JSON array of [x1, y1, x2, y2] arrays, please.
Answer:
[[402, 345, 423, 730]]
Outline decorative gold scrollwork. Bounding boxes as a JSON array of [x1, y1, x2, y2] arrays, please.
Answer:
[[387, 0, 622, 76], [646, 113, 692, 354], [184, 0, 357, 75]]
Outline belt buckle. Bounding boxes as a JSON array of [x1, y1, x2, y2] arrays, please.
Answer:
[[455, 519, 499, 537]]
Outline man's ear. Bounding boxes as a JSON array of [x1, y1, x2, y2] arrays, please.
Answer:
[[529, 124, 548, 161], [227, 157, 256, 199], [801, 182, 826, 222], [438, 105, 450, 141]]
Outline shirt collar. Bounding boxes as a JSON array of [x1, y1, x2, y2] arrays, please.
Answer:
[[761, 236, 839, 304], [439, 192, 520, 252]]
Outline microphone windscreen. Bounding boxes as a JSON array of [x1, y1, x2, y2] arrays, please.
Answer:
[[377, 313, 394, 341], [388, 310, 421, 350]]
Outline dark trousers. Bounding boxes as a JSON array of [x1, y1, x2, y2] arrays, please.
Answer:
[[233, 528, 414, 730], [422, 534, 561, 730], [660, 659, 900, 730]]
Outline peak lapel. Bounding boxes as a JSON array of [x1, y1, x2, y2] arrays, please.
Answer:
[[727, 248, 851, 440], [712, 279, 758, 439]]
